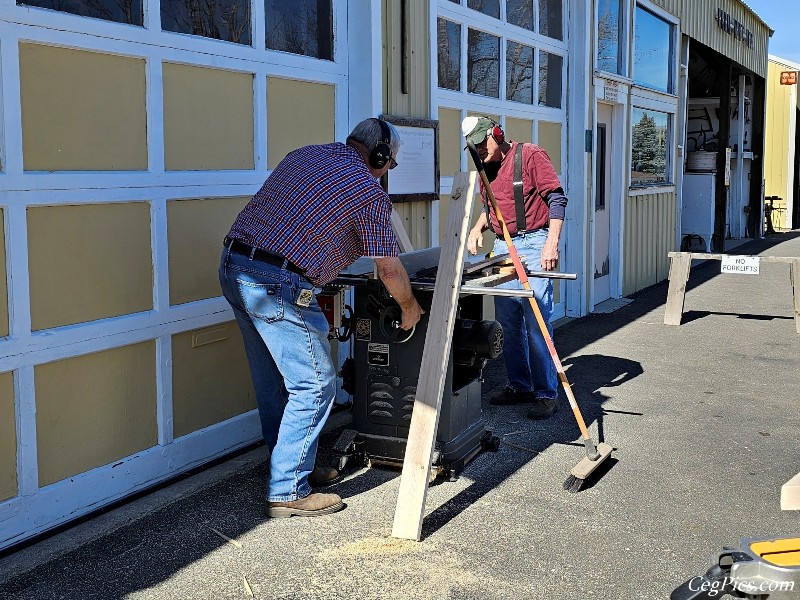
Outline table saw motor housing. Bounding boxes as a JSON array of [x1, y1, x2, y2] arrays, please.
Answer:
[[335, 278, 503, 478]]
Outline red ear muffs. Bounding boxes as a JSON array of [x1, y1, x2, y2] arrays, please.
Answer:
[[491, 124, 504, 144]]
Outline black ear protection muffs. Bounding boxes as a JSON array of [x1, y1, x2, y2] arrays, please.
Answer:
[[369, 118, 393, 169], [491, 121, 505, 144]]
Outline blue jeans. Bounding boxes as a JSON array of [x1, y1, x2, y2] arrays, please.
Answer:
[[493, 230, 558, 400], [218, 247, 335, 502]]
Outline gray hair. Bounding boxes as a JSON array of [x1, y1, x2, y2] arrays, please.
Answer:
[[347, 118, 401, 158]]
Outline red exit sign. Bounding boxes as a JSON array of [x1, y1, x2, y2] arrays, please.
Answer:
[[781, 71, 798, 85]]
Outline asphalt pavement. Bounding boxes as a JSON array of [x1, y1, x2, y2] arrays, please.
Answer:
[[1, 232, 798, 600]]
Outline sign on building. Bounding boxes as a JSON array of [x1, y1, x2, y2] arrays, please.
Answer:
[[780, 71, 798, 86]]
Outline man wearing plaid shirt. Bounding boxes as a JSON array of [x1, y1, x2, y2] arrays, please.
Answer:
[[220, 118, 423, 518]]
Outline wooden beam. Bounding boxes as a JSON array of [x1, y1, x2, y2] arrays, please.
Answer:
[[664, 253, 691, 326], [391, 171, 477, 541], [782, 471, 800, 510], [791, 259, 800, 334], [391, 208, 415, 253]]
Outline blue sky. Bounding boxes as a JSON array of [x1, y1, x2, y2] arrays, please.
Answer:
[[744, 0, 800, 63]]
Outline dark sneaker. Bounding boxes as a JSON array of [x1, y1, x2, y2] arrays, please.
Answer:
[[266, 492, 345, 518], [489, 385, 536, 406], [526, 397, 559, 420], [308, 466, 341, 488]]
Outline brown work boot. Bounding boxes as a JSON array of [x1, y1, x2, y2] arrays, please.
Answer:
[[266, 492, 345, 518], [308, 466, 341, 488], [526, 397, 559, 420], [489, 385, 536, 406]]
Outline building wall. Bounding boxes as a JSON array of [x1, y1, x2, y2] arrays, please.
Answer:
[[623, 191, 677, 295], [764, 58, 797, 229], [681, 0, 770, 78]]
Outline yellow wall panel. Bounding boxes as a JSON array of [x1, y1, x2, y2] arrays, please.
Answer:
[[506, 117, 533, 145], [172, 323, 256, 438], [537, 121, 562, 173], [168, 197, 250, 305], [0, 209, 7, 338], [0, 372, 16, 501], [267, 78, 334, 169], [383, 0, 431, 119], [163, 63, 254, 171], [36, 342, 157, 486], [27, 203, 153, 330], [439, 108, 462, 178], [623, 192, 676, 295], [19, 43, 147, 171], [764, 60, 794, 208]]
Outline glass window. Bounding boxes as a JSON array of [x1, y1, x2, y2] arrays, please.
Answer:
[[19, 0, 143, 26], [538, 0, 562, 40], [265, 0, 333, 60], [633, 5, 673, 93], [467, 29, 500, 98], [538, 50, 562, 108], [631, 108, 670, 186], [597, 0, 623, 74], [507, 0, 534, 31], [507, 42, 533, 104], [468, 0, 499, 19], [438, 19, 462, 91], [162, 0, 251, 44]]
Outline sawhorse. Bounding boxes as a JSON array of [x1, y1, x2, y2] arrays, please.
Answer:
[[664, 251, 800, 334]]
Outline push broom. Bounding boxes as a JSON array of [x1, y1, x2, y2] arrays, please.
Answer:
[[466, 141, 613, 492]]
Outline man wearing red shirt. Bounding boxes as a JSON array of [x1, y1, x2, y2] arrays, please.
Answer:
[[463, 116, 568, 420]]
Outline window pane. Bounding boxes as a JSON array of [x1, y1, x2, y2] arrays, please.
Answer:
[[634, 6, 672, 93], [507, 42, 533, 104], [539, 0, 563, 40], [467, 0, 499, 19], [631, 108, 669, 186], [265, 0, 333, 60], [597, 0, 623, 74], [19, 0, 143, 26], [538, 51, 562, 108], [468, 29, 500, 98], [162, 0, 251, 44], [507, 0, 533, 31], [438, 18, 461, 91]]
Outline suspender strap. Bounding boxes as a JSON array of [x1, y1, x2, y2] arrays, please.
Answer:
[[513, 143, 526, 232]]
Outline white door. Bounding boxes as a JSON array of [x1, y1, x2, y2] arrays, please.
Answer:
[[593, 104, 613, 303]]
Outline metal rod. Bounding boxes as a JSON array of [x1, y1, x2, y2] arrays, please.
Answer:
[[409, 282, 534, 298]]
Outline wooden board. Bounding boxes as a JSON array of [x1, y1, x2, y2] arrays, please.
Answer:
[[391, 171, 477, 541], [792, 259, 800, 334], [781, 471, 800, 511], [664, 253, 692, 326], [391, 208, 415, 253]]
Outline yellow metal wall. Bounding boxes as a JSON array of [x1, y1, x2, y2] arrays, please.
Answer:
[[35, 342, 157, 487], [19, 43, 147, 171], [681, 0, 770, 78], [764, 59, 796, 229], [266, 78, 335, 169], [163, 63, 255, 171], [171, 323, 256, 439], [649, 0, 683, 17], [439, 108, 462, 179], [384, 0, 432, 248], [27, 203, 153, 331], [0, 209, 7, 338], [0, 371, 15, 502], [623, 192, 677, 295], [167, 197, 250, 305]]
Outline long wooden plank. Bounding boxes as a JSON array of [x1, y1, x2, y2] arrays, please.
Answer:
[[791, 259, 800, 334], [391, 171, 477, 541], [781, 471, 800, 510], [664, 253, 691, 326], [391, 208, 415, 253]]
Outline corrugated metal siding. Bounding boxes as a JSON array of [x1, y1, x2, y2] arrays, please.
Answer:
[[623, 191, 677, 295], [649, 0, 683, 19], [681, 0, 770, 77], [764, 60, 793, 208], [383, 0, 432, 248]]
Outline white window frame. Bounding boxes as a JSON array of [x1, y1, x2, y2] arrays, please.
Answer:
[[631, 0, 678, 96]]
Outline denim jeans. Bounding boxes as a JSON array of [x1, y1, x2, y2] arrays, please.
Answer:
[[218, 247, 335, 502], [493, 229, 558, 400]]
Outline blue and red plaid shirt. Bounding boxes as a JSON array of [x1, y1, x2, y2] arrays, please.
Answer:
[[227, 143, 397, 286]]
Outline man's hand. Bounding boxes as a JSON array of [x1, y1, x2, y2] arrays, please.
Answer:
[[467, 227, 484, 256], [398, 298, 424, 330], [541, 218, 564, 272], [375, 256, 425, 330]]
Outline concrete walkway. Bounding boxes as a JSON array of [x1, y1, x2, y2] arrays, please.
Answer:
[[1, 233, 799, 600]]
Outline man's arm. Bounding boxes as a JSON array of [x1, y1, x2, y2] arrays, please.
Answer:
[[374, 257, 424, 329], [541, 217, 563, 271], [467, 212, 489, 256]]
